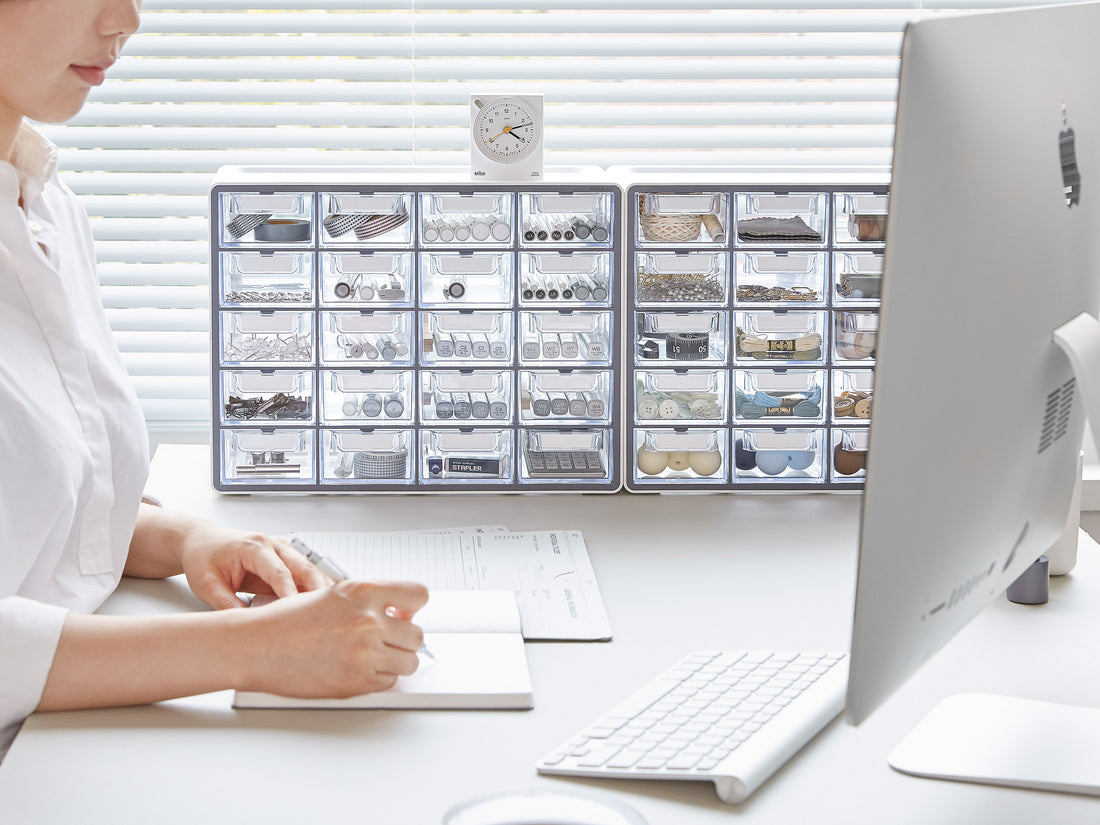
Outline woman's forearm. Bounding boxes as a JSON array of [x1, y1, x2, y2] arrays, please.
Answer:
[[36, 609, 248, 711]]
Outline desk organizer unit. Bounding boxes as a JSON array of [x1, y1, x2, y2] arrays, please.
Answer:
[[617, 172, 887, 491], [210, 167, 621, 492]]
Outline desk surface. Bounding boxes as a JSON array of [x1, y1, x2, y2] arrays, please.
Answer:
[[2, 444, 1098, 823]]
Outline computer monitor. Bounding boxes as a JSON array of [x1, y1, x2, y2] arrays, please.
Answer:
[[847, 0, 1100, 793]]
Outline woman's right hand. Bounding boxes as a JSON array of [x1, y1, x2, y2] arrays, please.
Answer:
[[235, 579, 429, 698]]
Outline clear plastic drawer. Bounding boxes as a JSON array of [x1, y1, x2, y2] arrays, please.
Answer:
[[734, 369, 825, 423], [832, 368, 874, 421], [832, 311, 879, 363], [833, 251, 884, 304], [519, 370, 612, 424], [321, 369, 414, 425], [219, 251, 314, 306], [518, 311, 612, 366], [519, 428, 610, 483], [319, 192, 413, 247], [321, 428, 415, 484], [634, 370, 726, 423], [733, 251, 826, 306], [422, 428, 514, 483], [831, 427, 870, 480], [733, 192, 827, 247], [421, 370, 513, 423], [219, 191, 313, 246], [220, 310, 313, 366], [734, 310, 825, 365], [220, 428, 315, 486], [319, 311, 414, 366], [221, 370, 314, 425], [636, 311, 726, 364], [633, 428, 728, 483], [636, 192, 728, 246], [519, 192, 614, 247], [519, 252, 613, 306], [419, 252, 514, 307], [635, 252, 727, 305], [419, 192, 513, 246], [733, 428, 825, 483], [320, 252, 413, 307], [421, 311, 513, 365], [834, 192, 888, 245]]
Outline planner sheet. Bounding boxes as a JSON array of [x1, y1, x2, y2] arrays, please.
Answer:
[[290, 527, 612, 640]]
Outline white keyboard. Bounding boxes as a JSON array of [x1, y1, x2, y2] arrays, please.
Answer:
[[536, 650, 848, 804]]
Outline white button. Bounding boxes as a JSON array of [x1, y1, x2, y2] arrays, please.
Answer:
[[28, 220, 43, 233]]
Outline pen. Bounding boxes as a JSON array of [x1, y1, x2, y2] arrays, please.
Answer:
[[289, 537, 435, 662]]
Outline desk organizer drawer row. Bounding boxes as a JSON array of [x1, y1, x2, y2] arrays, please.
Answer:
[[633, 190, 888, 248], [218, 427, 614, 489], [217, 191, 614, 249], [634, 250, 882, 308], [631, 367, 873, 425], [221, 369, 614, 427], [218, 310, 615, 368], [634, 310, 879, 366], [219, 251, 615, 309], [630, 426, 870, 488]]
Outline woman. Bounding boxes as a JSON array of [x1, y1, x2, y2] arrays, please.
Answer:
[[0, 0, 428, 759]]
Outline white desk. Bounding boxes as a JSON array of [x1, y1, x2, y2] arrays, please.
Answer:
[[2, 444, 1098, 823]]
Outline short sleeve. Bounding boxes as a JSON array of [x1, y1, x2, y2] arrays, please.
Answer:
[[0, 596, 69, 759]]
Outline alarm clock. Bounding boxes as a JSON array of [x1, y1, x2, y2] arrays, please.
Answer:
[[470, 94, 544, 182]]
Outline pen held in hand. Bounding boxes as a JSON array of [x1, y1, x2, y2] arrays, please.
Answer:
[[289, 537, 436, 662]]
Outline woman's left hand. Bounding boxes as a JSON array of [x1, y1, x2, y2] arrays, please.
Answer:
[[177, 522, 331, 609], [127, 505, 331, 609]]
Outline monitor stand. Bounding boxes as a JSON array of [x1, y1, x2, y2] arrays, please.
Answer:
[[888, 312, 1100, 796]]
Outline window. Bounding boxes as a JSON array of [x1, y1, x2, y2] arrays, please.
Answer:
[[34, 0, 1059, 431]]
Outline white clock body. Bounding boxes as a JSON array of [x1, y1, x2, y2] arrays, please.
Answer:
[[470, 94, 544, 182]]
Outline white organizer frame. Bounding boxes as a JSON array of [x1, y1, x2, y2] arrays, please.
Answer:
[[621, 176, 887, 492], [210, 168, 622, 493]]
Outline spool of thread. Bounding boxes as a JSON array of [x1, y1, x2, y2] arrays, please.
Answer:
[[701, 213, 726, 243]]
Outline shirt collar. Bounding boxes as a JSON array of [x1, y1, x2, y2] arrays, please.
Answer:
[[3, 123, 59, 207]]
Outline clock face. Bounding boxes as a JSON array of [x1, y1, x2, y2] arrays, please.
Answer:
[[472, 97, 542, 164]]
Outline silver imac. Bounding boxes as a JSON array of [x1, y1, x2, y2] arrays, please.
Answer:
[[847, 1, 1100, 793]]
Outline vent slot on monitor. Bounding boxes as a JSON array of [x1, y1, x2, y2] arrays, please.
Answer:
[[1038, 378, 1076, 454]]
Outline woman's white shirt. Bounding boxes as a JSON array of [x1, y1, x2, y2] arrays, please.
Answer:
[[0, 124, 149, 758]]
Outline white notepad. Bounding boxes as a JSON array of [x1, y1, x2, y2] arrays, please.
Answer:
[[291, 528, 612, 641], [232, 590, 533, 710]]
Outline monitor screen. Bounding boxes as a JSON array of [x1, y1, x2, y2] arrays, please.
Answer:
[[847, 0, 1100, 727]]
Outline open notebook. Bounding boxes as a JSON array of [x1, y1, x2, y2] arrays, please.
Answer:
[[233, 590, 532, 710]]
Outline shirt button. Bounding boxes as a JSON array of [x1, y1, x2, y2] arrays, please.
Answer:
[[28, 220, 43, 234]]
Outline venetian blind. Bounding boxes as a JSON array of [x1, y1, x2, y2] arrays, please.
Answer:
[[33, 0, 1064, 430]]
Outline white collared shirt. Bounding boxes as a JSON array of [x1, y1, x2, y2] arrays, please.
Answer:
[[0, 124, 149, 758]]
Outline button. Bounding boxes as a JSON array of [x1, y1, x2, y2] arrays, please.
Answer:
[[28, 220, 43, 233]]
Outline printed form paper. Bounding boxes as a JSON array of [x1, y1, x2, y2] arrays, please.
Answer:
[[292, 529, 612, 641]]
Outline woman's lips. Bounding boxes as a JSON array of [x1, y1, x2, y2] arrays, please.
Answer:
[[72, 65, 108, 86]]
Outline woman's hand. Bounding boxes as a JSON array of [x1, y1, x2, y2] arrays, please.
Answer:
[[236, 579, 430, 697], [126, 504, 329, 609], [176, 521, 330, 610]]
